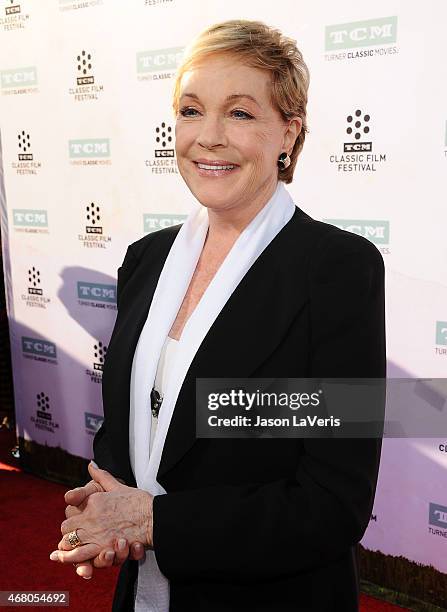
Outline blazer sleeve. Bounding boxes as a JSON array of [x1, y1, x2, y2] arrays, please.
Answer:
[[93, 244, 138, 477], [151, 230, 386, 583]]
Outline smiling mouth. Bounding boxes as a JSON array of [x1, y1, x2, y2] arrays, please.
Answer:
[[197, 162, 235, 170], [192, 160, 240, 177]]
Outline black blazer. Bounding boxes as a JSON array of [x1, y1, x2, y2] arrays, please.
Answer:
[[94, 203, 386, 612]]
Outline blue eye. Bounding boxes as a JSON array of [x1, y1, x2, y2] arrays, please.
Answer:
[[178, 107, 254, 120], [179, 107, 199, 117], [232, 109, 254, 120]]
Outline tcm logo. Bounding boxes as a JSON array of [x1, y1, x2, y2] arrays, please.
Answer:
[[144, 213, 186, 234], [30, 391, 59, 432], [436, 322, 447, 346], [137, 47, 183, 73], [17, 130, 32, 160], [85, 412, 104, 433], [154, 122, 174, 158], [13, 209, 48, 227], [429, 503, 447, 528], [28, 266, 42, 295], [325, 16, 397, 51], [323, 219, 389, 245], [76, 49, 94, 85], [22, 337, 57, 359], [77, 281, 116, 303], [1, 66, 37, 88], [344, 109, 371, 152], [69, 139, 110, 158], [85, 202, 102, 234], [93, 341, 107, 371], [5, 1, 21, 15], [36, 391, 52, 421]]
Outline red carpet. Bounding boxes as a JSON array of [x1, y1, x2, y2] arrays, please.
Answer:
[[0, 430, 118, 611], [0, 431, 409, 611]]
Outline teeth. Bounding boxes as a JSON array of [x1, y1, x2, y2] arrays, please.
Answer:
[[197, 163, 235, 170]]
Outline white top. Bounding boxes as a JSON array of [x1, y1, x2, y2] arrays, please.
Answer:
[[134, 335, 179, 609], [150, 335, 179, 456]]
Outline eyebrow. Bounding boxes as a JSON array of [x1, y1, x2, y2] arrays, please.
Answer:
[[180, 92, 261, 108]]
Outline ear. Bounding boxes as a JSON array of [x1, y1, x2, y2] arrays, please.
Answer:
[[282, 117, 302, 155]]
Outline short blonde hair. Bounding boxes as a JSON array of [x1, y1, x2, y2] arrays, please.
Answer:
[[173, 19, 310, 183]]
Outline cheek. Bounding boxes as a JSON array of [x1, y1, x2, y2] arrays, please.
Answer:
[[175, 124, 196, 156], [233, 127, 278, 166]]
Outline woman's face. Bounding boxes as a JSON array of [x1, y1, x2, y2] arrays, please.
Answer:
[[175, 54, 300, 213]]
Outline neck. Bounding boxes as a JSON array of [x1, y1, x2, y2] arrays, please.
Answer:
[[205, 178, 279, 246]]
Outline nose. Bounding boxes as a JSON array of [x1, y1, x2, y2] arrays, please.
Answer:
[[197, 114, 228, 150]]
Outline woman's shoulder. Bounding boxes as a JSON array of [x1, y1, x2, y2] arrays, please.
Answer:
[[291, 206, 384, 269]]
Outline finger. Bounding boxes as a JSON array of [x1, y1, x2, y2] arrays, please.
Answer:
[[88, 462, 122, 493], [58, 529, 86, 551], [50, 543, 99, 564], [64, 480, 103, 506], [129, 542, 145, 561], [61, 513, 94, 535], [92, 549, 116, 569], [74, 561, 93, 580], [64, 483, 89, 506], [65, 504, 83, 519], [114, 538, 129, 565]]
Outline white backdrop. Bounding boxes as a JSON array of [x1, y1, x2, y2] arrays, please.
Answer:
[[1, 0, 446, 577]]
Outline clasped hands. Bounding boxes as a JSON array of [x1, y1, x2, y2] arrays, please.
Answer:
[[50, 462, 152, 580]]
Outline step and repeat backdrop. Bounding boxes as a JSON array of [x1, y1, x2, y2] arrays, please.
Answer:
[[0, 0, 446, 584]]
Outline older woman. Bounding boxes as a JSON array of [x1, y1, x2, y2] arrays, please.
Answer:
[[51, 19, 385, 612]]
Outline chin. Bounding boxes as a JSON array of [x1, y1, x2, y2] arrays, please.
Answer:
[[186, 177, 243, 210], [191, 186, 241, 211]]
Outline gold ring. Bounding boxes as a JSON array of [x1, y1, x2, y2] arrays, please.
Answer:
[[67, 529, 82, 548]]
